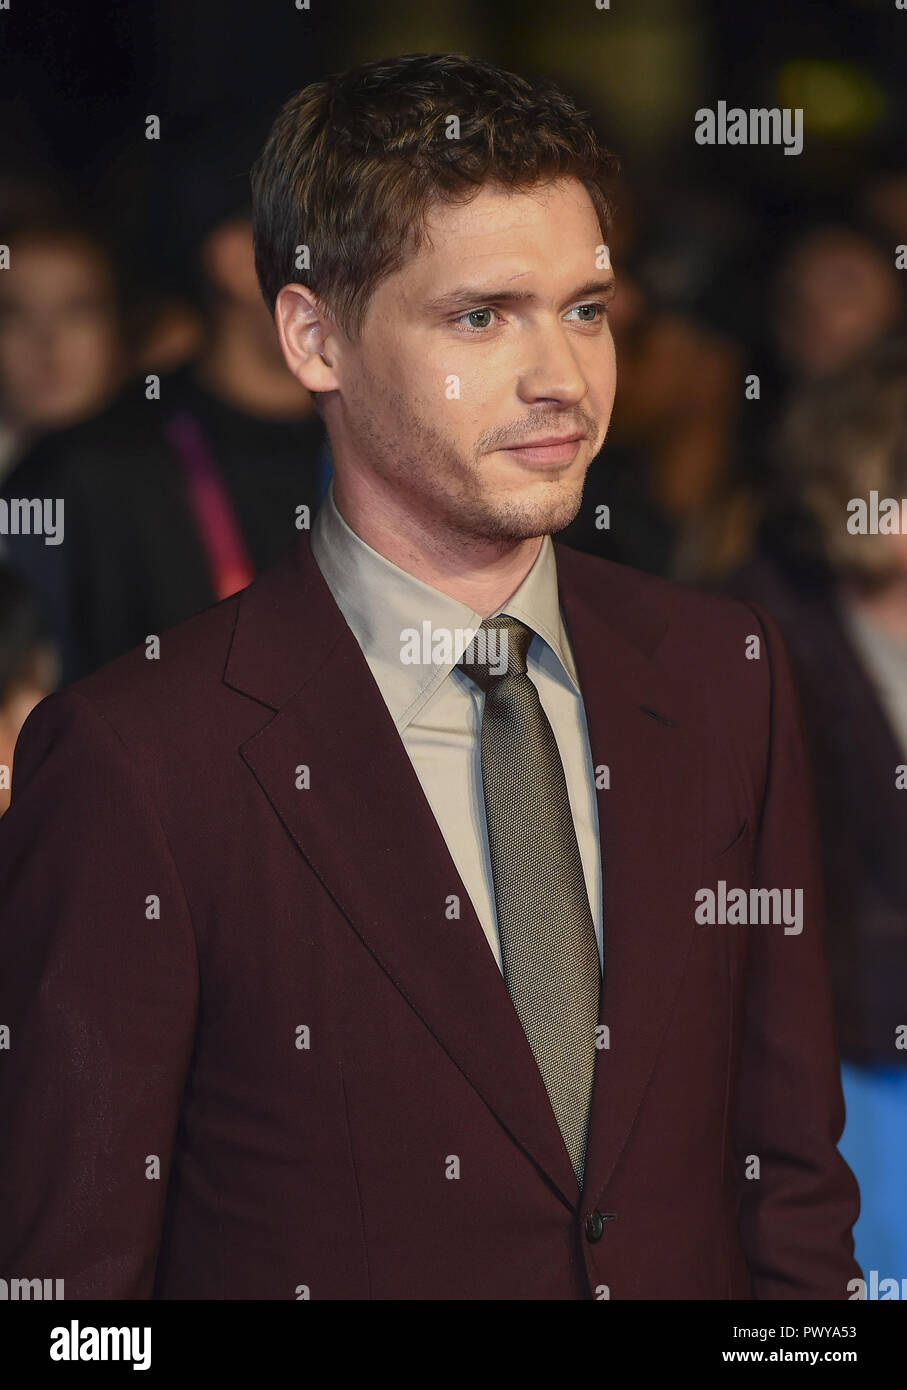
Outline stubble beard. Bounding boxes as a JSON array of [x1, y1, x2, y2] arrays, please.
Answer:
[[346, 370, 593, 546]]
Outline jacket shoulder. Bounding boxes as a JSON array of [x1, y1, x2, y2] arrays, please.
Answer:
[[65, 590, 243, 738], [554, 542, 771, 654]]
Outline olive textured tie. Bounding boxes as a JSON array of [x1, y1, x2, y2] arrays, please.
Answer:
[[458, 613, 601, 1186]]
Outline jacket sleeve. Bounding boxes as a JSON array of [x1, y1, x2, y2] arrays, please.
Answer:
[[733, 599, 862, 1299], [0, 688, 198, 1297]]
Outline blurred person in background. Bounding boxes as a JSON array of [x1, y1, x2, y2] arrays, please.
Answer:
[[0, 564, 56, 815], [606, 291, 744, 577], [558, 185, 747, 581], [772, 224, 905, 386], [725, 336, 907, 1281], [698, 215, 907, 588], [1, 111, 328, 684], [0, 216, 125, 479], [553, 257, 679, 573], [862, 168, 907, 250], [130, 293, 206, 378]]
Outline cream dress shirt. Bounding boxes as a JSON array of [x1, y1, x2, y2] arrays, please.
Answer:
[[310, 480, 603, 974]]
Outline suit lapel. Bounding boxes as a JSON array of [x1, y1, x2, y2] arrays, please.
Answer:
[[554, 543, 705, 1209], [226, 534, 581, 1210]]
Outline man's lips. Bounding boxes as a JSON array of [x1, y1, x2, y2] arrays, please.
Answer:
[[499, 433, 586, 466]]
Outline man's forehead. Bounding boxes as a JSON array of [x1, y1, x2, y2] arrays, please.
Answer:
[[399, 181, 604, 296], [423, 176, 598, 241]]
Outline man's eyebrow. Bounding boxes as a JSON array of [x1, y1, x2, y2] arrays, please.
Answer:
[[423, 275, 616, 315]]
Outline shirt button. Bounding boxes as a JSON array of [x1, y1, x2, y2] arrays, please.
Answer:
[[584, 1210, 605, 1242]]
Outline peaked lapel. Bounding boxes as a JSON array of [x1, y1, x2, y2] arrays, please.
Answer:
[[553, 542, 705, 1210], [226, 533, 580, 1210]]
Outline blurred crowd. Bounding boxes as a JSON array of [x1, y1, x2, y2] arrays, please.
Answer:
[[1, 118, 905, 1279]]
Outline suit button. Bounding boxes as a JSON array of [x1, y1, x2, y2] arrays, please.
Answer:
[[584, 1210, 604, 1242]]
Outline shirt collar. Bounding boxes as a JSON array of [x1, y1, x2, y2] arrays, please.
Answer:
[[310, 478, 579, 730]]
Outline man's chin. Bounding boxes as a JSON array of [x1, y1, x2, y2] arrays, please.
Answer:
[[473, 481, 585, 541]]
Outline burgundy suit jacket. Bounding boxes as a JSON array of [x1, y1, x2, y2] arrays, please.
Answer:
[[0, 533, 860, 1299]]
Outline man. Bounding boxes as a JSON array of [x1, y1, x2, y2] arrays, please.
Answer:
[[0, 53, 859, 1300]]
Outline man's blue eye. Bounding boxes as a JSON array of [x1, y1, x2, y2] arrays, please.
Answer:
[[568, 303, 609, 322], [461, 308, 495, 330], [454, 302, 608, 332]]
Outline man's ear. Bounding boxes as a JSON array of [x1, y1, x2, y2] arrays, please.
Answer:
[[274, 284, 339, 394]]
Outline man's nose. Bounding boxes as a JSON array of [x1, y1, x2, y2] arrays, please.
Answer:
[[516, 324, 589, 405]]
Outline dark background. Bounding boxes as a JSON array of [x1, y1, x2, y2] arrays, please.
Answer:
[[2, 0, 901, 284]]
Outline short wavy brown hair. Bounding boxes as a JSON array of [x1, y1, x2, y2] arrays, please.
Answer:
[[250, 52, 619, 339]]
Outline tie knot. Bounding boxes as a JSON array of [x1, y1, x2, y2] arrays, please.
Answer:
[[457, 614, 533, 692]]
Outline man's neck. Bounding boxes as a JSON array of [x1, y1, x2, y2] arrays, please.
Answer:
[[332, 476, 545, 617]]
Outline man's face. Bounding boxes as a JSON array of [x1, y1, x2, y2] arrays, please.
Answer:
[[328, 177, 616, 543]]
